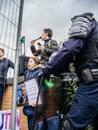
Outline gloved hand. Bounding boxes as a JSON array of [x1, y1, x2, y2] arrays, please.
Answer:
[[38, 71, 50, 80], [38, 71, 44, 79]]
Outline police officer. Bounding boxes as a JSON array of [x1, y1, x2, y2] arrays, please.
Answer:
[[41, 12, 98, 130]]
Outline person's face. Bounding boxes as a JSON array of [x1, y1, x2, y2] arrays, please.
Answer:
[[21, 87, 26, 96], [41, 31, 48, 41], [0, 50, 4, 58], [27, 58, 36, 70]]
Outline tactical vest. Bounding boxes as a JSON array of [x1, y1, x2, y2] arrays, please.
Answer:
[[75, 22, 98, 74]]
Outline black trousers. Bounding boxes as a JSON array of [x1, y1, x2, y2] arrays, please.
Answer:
[[0, 84, 4, 109], [92, 115, 98, 130]]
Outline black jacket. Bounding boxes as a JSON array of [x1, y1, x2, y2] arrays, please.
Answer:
[[30, 39, 58, 65], [0, 58, 14, 85]]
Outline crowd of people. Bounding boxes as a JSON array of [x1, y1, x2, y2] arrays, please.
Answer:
[[23, 28, 59, 130], [1, 12, 98, 130]]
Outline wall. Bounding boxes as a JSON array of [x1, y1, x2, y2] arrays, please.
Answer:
[[1, 76, 60, 130], [2, 77, 28, 130]]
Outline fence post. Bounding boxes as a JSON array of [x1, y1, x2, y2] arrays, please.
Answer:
[[11, 0, 24, 130]]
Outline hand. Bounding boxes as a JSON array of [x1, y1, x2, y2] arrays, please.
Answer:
[[31, 103, 36, 107], [30, 40, 36, 45], [38, 71, 44, 79], [38, 71, 50, 81], [38, 44, 44, 51]]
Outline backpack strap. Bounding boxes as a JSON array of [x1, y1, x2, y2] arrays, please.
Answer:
[[48, 39, 52, 48]]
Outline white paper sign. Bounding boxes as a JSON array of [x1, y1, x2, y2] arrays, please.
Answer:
[[24, 78, 42, 106], [0, 109, 21, 130]]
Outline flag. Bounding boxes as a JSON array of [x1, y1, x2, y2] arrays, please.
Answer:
[[20, 36, 25, 44]]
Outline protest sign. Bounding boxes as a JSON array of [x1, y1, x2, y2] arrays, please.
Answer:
[[17, 78, 41, 107], [0, 109, 21, 130]]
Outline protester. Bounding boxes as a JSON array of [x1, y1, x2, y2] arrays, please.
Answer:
[[40, 12, 98, 130], [30, 28, 58, 65], [23, 56, 44, 130], [0, 48, 14, 109]]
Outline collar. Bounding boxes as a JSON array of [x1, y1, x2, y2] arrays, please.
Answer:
[[44, 38, 51, 42]]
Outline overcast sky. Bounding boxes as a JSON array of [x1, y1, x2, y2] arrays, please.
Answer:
[[22, 0, 98, 56]]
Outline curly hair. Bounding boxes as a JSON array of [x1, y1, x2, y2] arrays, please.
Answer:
[[43, 28, 53, 38]]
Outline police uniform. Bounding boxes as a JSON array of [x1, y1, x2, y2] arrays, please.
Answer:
[[43, 12, 98, 129]]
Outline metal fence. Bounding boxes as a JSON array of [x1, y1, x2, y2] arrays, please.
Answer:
[[0, 0, 20, 77], [0, 0, 24, 129]]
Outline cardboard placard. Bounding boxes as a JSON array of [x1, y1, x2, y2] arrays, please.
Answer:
[[17, 78, 41, 107]]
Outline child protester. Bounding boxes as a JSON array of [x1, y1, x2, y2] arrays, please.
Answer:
[[23, 56, 44, 130]]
